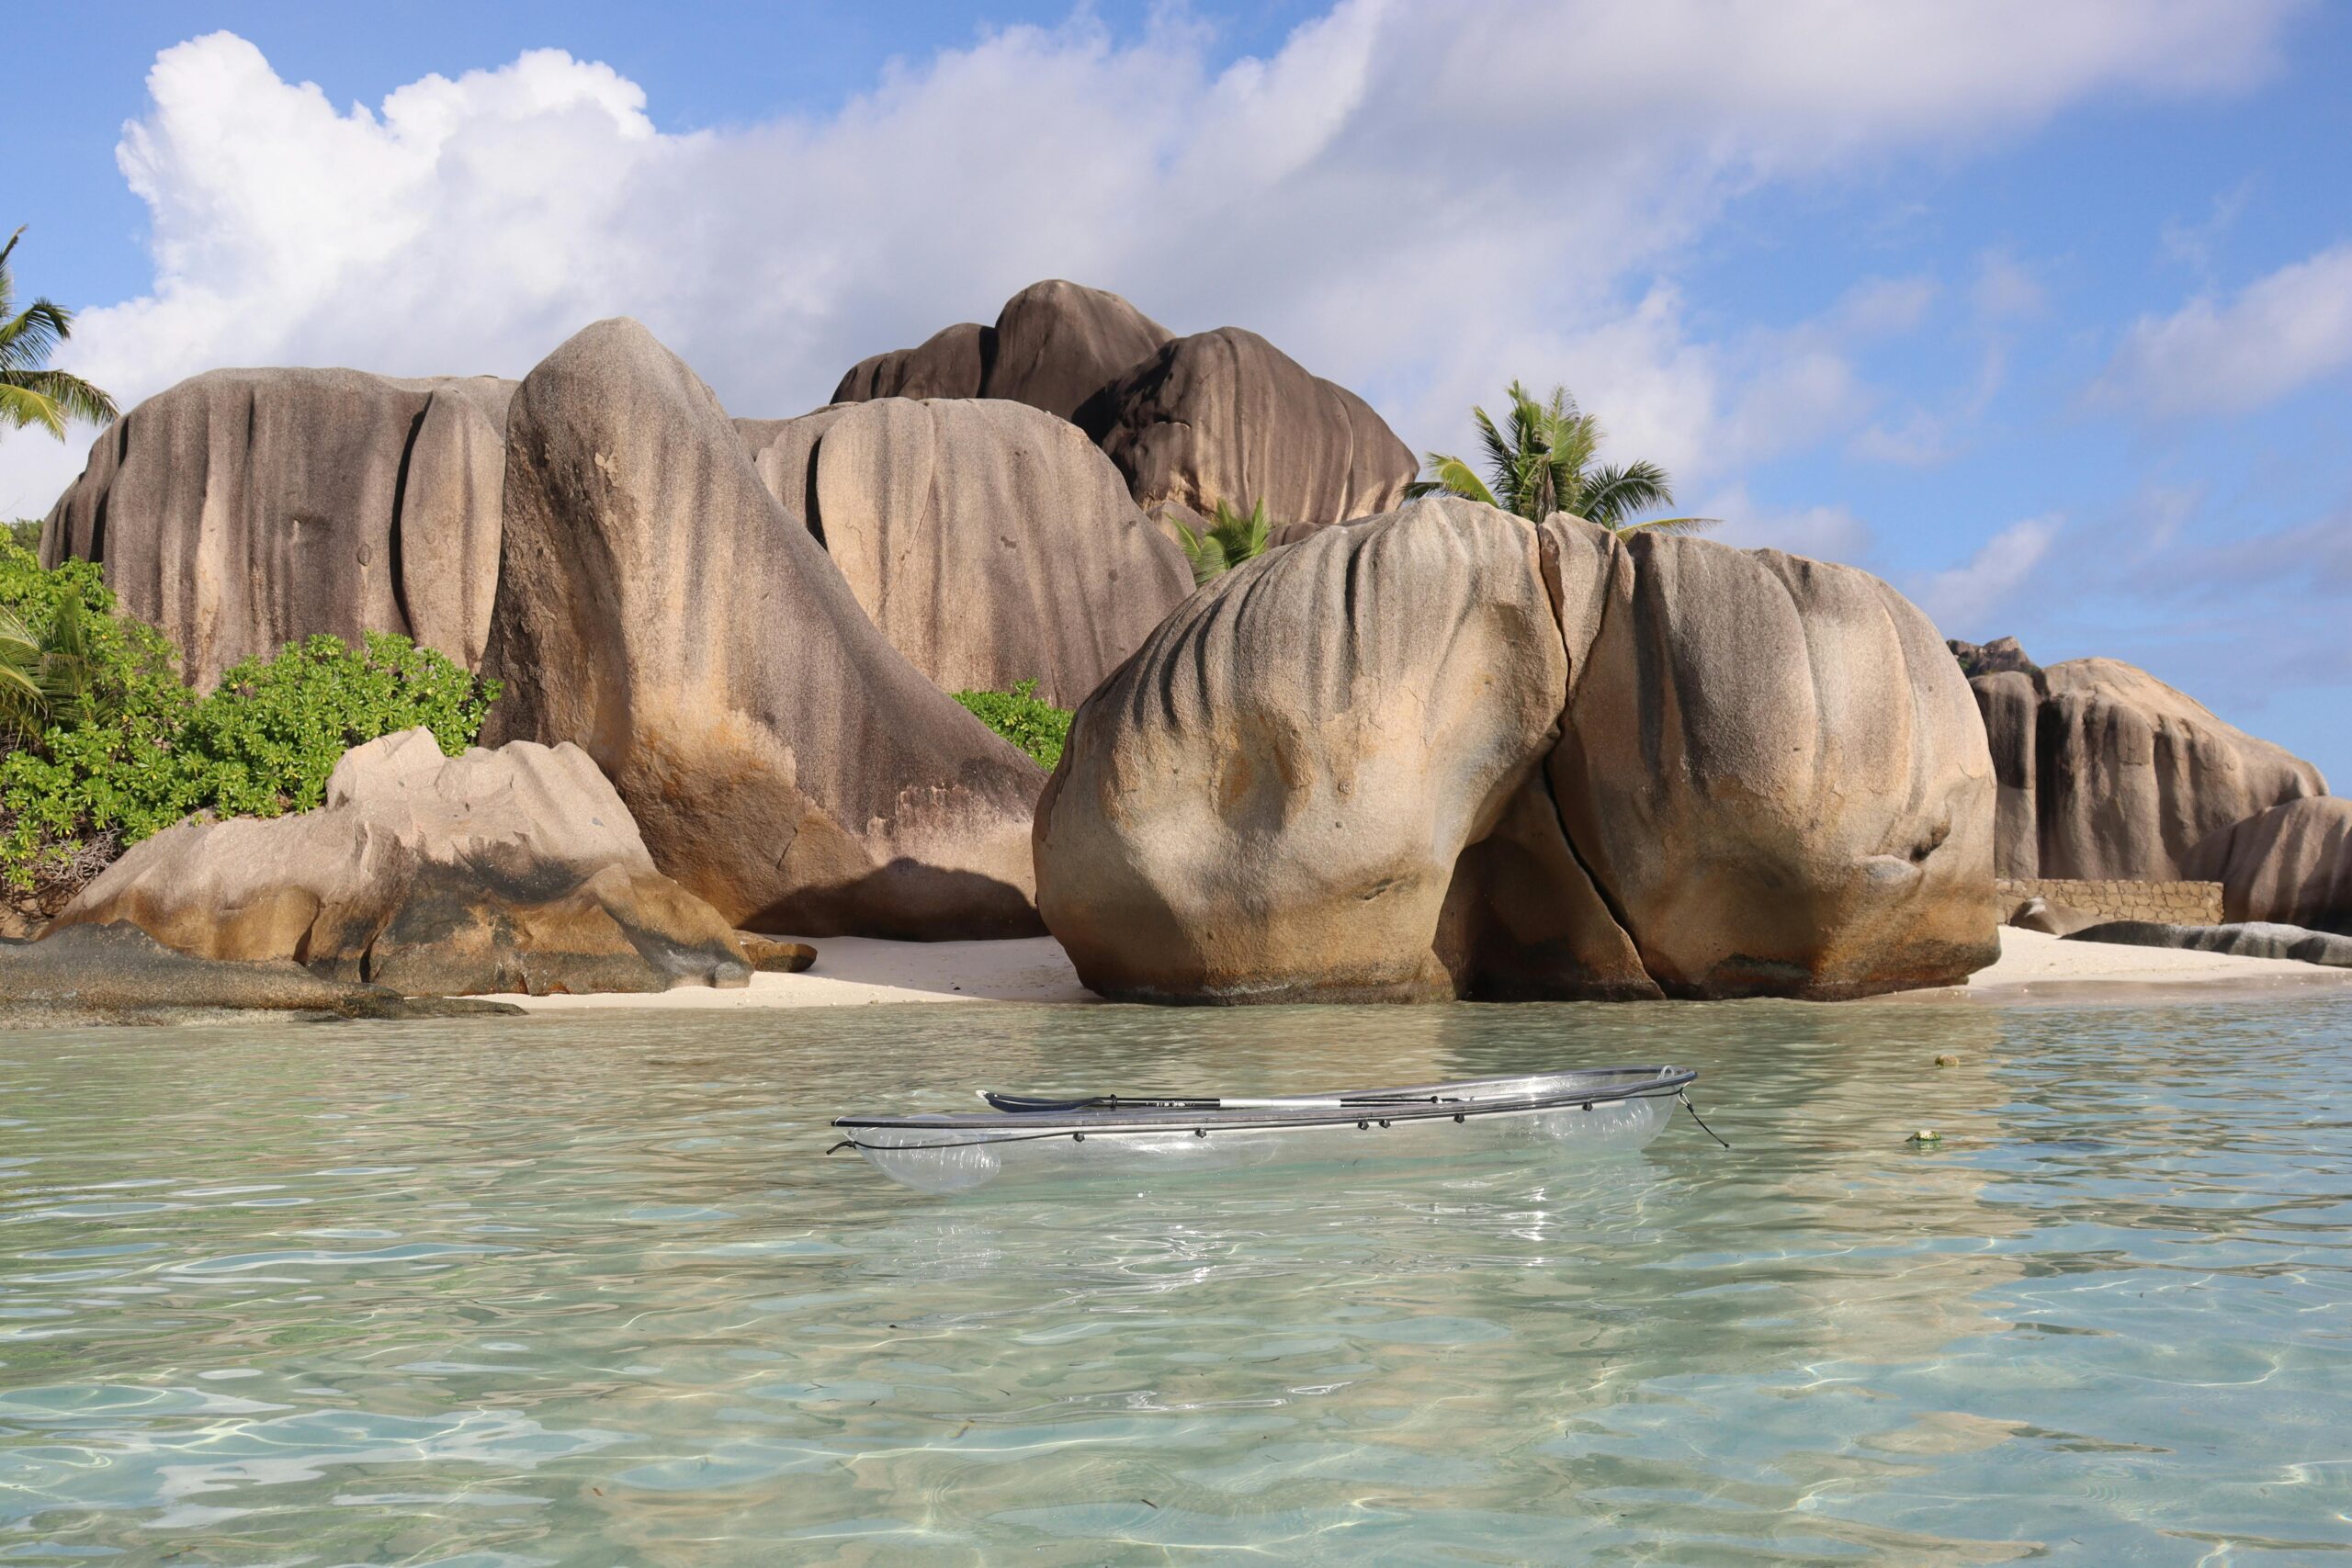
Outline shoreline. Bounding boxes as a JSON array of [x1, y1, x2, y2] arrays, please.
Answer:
[[490, 926, 2352, 1012]]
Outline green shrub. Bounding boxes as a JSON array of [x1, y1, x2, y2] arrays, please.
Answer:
[[953, 679, 1072, 770], [6, 520, 40, 551], [0, 537, 500, 899]]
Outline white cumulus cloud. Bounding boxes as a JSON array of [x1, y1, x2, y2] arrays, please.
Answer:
[[0, 0, 2301, 515], [2098, 241, 2352, 417]]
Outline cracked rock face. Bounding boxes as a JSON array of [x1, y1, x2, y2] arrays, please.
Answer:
[[1032, 496, 2000, 1002], [41, 367, 514, 687]]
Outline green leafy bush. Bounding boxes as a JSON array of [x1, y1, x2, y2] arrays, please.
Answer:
[[953, 679, 1072, 770], [0, 537, 500, 902]]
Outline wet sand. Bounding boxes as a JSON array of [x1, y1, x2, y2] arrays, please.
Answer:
[[491, 926, 2351, 1011]]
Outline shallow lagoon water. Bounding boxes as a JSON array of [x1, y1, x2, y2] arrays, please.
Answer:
[[1, 995, 2346, 1564]]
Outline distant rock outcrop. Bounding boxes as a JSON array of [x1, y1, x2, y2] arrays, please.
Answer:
[[830, 281, 1170, 421], [2185, 795, 2352, 933], [52, 729, 751, 997], [1948, 635, 2039, 679], [1034, 497, 1996, 1002], [829, 282, 1415, 531], [1969, 659, 2324, 881], [483, 319, 1046, 940], [742, 398, 1192, 707], [41, 367, 513, 686]]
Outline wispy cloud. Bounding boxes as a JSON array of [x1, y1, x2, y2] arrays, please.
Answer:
[[1911, 516, 2062, 634], [2095, 241, 2352, 417]]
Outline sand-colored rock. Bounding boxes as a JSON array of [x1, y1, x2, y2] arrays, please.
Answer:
[[1551, 523, 1999, 998], [746, 398, 1191, 707], [481, 318, 1046, 939], [830, 281, 1171, 424], [2185, 795, 2352, 933], [831, 321, 990, 403], [1094, 326, 1416, 530], [41, 367, 513, 685], [1034, 497, 1997, 1002], [52, 729, 750, 997], [1035, 496, 1607, 1001], [1969, 659, 2324, 881]]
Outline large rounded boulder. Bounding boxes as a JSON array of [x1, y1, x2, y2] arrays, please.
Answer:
[[51, 728, 748, 996], [831, 321, 991, 403], [1033, 497, 1996, 1002], [41, 367, 512, 685], [2185, 795, 2352, 933], [481, 318, 1046, 939], [744, 397, 1191, 707], [1969, 658, 2324, 880], [1092, 327, 1416, 531], [1547, 524, 1998, 997]]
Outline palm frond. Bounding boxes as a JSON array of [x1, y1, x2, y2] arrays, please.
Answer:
[[1573, 461, 1667, 529], [0, 380, 67, 437], [2, 367, 118, 428], [1210, 499, 1271, 565], [0, 299, 73, 372], [1414, 453, 1498, 509], [1175, 519, 1227, 586]]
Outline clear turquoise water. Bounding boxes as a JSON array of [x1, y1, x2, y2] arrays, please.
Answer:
[[1, 995, 2347, 1564]]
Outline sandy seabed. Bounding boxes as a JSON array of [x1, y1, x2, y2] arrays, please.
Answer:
[[491, 926, 2352, 1012]]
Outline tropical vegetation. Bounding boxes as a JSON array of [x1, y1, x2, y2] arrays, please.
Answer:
[[1, 227, 119, 440], [0, 536, 498, 907], [1175, 499, 1274, 584], [1407, 380, 1713, 534], [952, 679, 1072, 770]]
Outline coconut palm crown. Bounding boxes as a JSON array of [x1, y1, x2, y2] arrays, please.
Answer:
[[1406, 380, 1713, 535], [1, 227, 119, 440]]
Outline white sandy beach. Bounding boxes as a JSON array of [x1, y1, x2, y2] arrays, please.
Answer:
[[490, 925, 2352, 1011]]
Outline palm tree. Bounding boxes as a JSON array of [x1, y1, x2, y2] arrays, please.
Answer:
[[0, 592, 93, 740], [1407, 380, 1713, 534], [1176, 499, 1274, 585], [1, 227, 119, 439]]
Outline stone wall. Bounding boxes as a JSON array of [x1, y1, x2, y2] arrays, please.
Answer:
[[1996, 877, 2223, 927]]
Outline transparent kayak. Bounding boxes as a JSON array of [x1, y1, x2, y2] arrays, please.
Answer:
[[830, 1066, 1698, 1194]]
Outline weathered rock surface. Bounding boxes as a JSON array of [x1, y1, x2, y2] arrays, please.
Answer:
[[1034, 497, 1997, 1002], [52, 729, 750, 996], [42, 367, 513, 686], [1548, 521, 1997, 998], [482, 318, 1046, 939], [829, 282, 1413, 531], [2006, 895, 2101, 938], [1, 921, 525, 1027], [830, 281, 1171, 423], [739, 934, 817, 973], [2185, 795, 2352, 933], [988, 280, 1173, 424], [831, 321, 991, 402], [1971, 659, 2325, 881], [746, 398, 1191, 706], [1094, 327, 1416, 530], [2066, 919, 2352, 968]]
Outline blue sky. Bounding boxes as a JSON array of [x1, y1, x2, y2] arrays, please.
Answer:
[[6, 1, 2349, 782]]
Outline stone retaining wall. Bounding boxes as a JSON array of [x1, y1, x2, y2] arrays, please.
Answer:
[[1996, 876, 2224, 927]]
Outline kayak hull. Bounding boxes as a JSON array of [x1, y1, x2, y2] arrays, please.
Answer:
[[833, 1066, 1691, 1194]]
